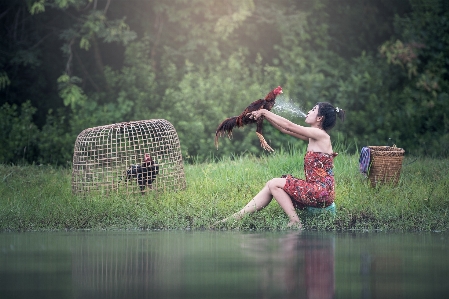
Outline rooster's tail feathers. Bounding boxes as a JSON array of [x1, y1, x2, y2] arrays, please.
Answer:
[[214, 117, 238, 149]]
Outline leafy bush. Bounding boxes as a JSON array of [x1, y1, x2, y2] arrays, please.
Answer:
[[0, 101, 39, 164]]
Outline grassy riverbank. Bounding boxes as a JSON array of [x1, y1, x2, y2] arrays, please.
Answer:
[[1, 147, 448, 232]]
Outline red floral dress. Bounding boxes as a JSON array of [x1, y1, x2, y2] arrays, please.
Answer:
[[282, 151, 337, 209]]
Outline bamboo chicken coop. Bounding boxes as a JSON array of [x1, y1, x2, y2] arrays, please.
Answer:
[[72, 119, 186, 196]]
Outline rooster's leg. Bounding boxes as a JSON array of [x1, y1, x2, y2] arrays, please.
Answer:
[[256, 132, 274, 152], [139, 184, 146, 195]]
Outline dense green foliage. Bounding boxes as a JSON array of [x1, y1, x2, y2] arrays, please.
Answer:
[[1, 149, 448, 231], [1, 0, 448, 165]]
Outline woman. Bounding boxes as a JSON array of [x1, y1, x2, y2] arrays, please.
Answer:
[[218, 102, 345, 229]]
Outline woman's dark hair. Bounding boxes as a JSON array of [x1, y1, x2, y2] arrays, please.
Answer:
[[316, 102, 345, 131]]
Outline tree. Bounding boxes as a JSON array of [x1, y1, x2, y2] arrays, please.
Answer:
[[377, 0, 449, 155], [1, 0, 447, 165]]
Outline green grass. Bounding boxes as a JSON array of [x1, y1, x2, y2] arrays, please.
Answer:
[[1, 147, 448, 232]]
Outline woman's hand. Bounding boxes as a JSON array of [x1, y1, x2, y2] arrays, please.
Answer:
[[247, 109, 265, 120]]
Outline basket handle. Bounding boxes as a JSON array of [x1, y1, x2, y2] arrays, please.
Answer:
[[388, 137, 399, 149], [388, 138, 395, 147]]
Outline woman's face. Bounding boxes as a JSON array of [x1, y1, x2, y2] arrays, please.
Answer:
[[305, 105, 320, 125]]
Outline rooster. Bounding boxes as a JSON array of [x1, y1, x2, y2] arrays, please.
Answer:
[[125, 153, 159, 194], [215, 86, 283, 152]]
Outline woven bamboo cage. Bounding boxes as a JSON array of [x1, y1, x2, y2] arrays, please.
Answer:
[[368, 145, 405, 187], [72, 119, 186, 196]]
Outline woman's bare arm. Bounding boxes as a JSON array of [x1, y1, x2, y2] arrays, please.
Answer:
[[258, 110, 326, 140], [269, 118, 309, 140]]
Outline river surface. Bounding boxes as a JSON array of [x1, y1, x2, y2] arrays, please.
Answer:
[[1, 230, 448, 299]]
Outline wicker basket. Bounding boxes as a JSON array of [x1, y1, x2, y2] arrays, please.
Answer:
[[368, 145, 405, 187]]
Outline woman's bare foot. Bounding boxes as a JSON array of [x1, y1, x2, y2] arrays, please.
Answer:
[[220, 211, 246, 223], [211, 218, 228, 228], [287, 221, 303, 230], [211, 214, 240, 228]]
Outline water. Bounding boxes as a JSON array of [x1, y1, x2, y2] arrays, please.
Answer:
[[273, 97, 307, 118], [1, 231, 448, 299]]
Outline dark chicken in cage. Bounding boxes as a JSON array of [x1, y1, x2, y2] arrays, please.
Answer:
[[125, 153, 159, 194]]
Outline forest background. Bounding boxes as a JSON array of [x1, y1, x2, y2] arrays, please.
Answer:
[[1, 0, 448, 166]]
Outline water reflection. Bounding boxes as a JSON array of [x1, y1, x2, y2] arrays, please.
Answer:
[[238, 232, 335, 299], [1, 231, 448, 299], [360, 248, 403, 299]]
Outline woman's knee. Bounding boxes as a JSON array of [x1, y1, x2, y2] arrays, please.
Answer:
[[267, 178, 286, 191]]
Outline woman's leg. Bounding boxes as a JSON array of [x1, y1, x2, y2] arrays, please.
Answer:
[[224, 182, 274, 221], [267, 178, 302, 228], [218, 178, 302, 228]]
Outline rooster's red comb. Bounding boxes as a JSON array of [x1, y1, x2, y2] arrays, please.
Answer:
[[274, 86, 283, 94]]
